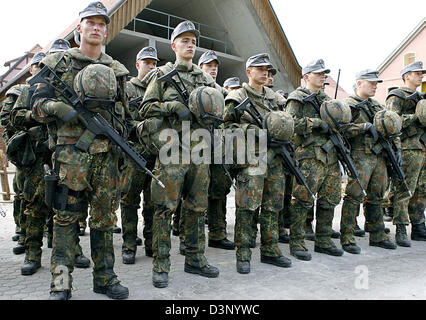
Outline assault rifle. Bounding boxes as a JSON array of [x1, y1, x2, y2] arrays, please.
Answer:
[[158, 68, 235, 187], [28, 65, 165, 189], [355, 100, 412, 197], [303, 93, 367, 196], [235, 97, 316, 200]]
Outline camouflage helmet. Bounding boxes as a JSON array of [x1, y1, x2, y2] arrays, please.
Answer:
[[373, 110, 402, 137], [188, 86, 224, 127], [263, 111, 294, 141], [320, 99, 351, 129], [74, 64, 117, 111], [415, 99, 426, 127]]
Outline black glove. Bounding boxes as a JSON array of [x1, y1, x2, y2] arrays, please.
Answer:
[[396, 148, 402, 168], [364, 122, 378, 142]]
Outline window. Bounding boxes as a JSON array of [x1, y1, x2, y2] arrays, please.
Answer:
[[403, 52, 416, 66]]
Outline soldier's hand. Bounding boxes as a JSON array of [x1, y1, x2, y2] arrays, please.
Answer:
[[45, 101, 78, 122], [312, 119, 329, 133], [404, 114, 418, 126], [363, 122, 378, 142], [163, 101, 191, 120]]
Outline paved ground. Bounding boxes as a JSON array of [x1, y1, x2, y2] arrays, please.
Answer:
[[1, 185, 426, 301]]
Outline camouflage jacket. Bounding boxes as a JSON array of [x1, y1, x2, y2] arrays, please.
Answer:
[[386, 87, 425, 151], [224, 82, 279, 130], [286, 87, 337, 164], [140, 60, 214, 133], [214, 82, 228, 98], [126, 77, 146, 122], [274, 91, 287, 111], [0, 84, 26, 144], [11, 83, 48, 150], [32, 48, 130, 154], [343, 94, 384, 154]]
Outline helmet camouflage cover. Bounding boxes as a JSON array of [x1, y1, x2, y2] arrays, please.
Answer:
[[415, 99, 426, 127], [373, 109, 402, 137], [320, 99, 351, 129], [264, 110, 294, 141], [188, 86, 224, 127], [74, 63, 117, 111]]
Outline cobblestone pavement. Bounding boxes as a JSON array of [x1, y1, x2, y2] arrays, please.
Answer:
[[1, 186, 426, 300]]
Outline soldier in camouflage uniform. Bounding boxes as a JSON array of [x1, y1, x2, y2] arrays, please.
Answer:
[[386, 61, 426, 246], [224, 53, 292, 274], [198, 50, 235, 251], [286, 59, 344, 261], [138, 21, 220, 288], [31, 2, 129, 300], [1, 83, 27, 254], [223, 77, 241, 91], [120, 46, 159, 264], [340, 69, 397, 254]]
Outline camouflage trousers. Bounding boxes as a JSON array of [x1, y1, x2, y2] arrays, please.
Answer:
[[290, 159, 341, 252], [151, 159, 210, 273], [340, 152, 389, 245], [120, 152, 155, 253], [278, 174, 293, 236], [50, 146, 121, 291], [207, 164, 234, 241], [12, 169, 26, 244], [234, 158, 285, 262], [392, 149, 425, 225]]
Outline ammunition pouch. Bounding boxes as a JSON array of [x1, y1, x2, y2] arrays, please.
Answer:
[[371, 143, 383, 155], [321, 140, 334, 154]]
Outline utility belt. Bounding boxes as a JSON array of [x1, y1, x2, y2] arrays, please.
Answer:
[[44, 145, 87, 212]]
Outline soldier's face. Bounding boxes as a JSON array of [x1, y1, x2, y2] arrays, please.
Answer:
[[172, 33, 197, 60], [78, 16, 107, 46], [405, 71, 424, 87], [357, 80, 378, 98], [306, 72, 326, 89], [267, 71, 274, 87], [136, 59, 157, 79], [29, 64, 40, 76], [247, 66, 268, 85], [201, 61, 219, 80]]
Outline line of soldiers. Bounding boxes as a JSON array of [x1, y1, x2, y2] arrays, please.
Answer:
[[1, 1, 424, 300]]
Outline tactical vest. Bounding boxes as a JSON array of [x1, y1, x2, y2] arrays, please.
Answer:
[[387, 87, 425, 150], [344, 95, 384, 153]]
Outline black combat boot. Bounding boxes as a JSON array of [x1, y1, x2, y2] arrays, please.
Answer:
[[411, 223, 426, 241], [13, 233, 26, 255], [152, 271, 168, 288], [79, 227, 86, 236], [49, 290, 72, 300], [290, 250, 312, 261], [145, 247, 153, 257], [342, 243, 361, 254], [122, 250, 136, 264], [93, 282, 129, 300], [74, 254, 90, 268], [395, 224, 411, 247], [236, 260, 250, 274], [369, 239, 397, 249], [184, 264, 219, 278], [260, 255, 292, 268], [354, 224, 365, 237], [208, 238, 235, 250], [136, 236, 143, 246], [112, 225, 121, 233], [21, 258, 41, 276], [278, 233, 290, 243], [314, 244, 344, 256]]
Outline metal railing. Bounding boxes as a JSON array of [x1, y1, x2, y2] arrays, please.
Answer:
[[125, 7, 230, 54]]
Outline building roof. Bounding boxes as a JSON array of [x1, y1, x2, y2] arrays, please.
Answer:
[[378, 17, 426, 73], [0, 0, 301, 98]]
